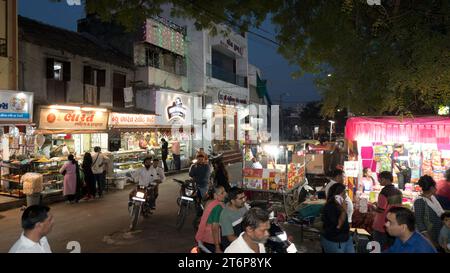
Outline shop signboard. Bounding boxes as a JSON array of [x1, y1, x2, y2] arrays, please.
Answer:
[[218, 91, 248, 106], [0, 90, 33, 123], [344, 161, 359, 178], [155, 90, 192, 126], [39, 107, 108, 130], [109, 113, 156, 128]]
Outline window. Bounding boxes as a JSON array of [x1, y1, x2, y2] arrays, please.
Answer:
[[144, 45, 186, 76], [162, 52, 175, 74], [175, 56, 186, 76], [83, 66, 105, 86], [0, 0, 6, 57], [83, 66, 105, 105], [113, 73, 126, 108], [53, 61, 63, 80], [145, 47, 160, 68], [46, 58, 71, 103], [46, 58, 71, 81]]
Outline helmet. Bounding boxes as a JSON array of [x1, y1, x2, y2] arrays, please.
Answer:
[[143, 156, 152, 163]]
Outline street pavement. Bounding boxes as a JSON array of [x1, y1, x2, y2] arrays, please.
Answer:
[[0, 162, 321, 253]]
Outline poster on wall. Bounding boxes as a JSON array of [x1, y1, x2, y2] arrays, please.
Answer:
[[344, 161, 359, 178], [0, 91, 33, 123], [155, 90, 192, 126]]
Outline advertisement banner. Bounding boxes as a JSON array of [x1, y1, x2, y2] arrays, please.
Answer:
[[155, 90, 192, 126], [39, 107, 108, 131], [109, 113, 156, 128], [0, 90, 33, 123]]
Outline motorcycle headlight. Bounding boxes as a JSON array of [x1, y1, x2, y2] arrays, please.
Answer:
[[136, 191, 145, 199], [185, 188, 194, 196]]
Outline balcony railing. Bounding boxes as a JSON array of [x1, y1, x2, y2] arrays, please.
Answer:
[[206, 63, 247, 88], [0, 38, 6, 57]]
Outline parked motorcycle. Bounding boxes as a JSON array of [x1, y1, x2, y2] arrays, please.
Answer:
[[129, 182, 157, 230], [173, 178, 204, 231]]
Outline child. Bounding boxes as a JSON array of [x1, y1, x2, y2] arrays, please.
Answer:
[[439, 212, 450, 253]]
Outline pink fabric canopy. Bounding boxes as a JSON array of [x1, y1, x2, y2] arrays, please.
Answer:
[[345, 116, 450, 145]]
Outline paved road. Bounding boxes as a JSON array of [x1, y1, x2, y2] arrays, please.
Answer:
[[0, 162, 321, 253], [0, 163, 243, 253]]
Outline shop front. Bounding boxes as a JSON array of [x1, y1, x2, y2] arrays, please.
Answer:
[[205, 88, 249, 153], [108, 112, 159, 177], [29, 105, 110, 198], [0, 90, 34, 197], [36, 105, 110, 158], [345, 116, 450, 232]]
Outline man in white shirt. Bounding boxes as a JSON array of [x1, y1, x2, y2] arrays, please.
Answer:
[[130, 157, 165, 209], [92, 146, 107, 198], [251, 157, 263, 169], [9, 205, 54, 253], [324, 169, 354, 224], [225, 207, 270, 253]]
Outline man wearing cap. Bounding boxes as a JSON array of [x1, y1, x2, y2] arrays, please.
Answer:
[[9, 205, 54, 253]]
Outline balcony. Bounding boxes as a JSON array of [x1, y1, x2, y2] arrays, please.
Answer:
[[206, 63, 247, 88], [136, 66, 188, 92]]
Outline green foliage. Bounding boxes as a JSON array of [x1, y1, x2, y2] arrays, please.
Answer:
[[51, 0, 450, 117]]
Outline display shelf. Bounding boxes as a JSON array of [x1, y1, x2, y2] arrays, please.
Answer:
[[113, 161, 142, 166], [112, 149, 147, 155], [1, 178, 21, 183]]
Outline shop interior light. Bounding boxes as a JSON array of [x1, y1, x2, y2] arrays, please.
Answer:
[[263, 145, 280, 157], [49, 105, 81, 111]]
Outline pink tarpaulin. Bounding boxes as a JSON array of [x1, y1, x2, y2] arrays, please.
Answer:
[[345, 116, 450, 144]]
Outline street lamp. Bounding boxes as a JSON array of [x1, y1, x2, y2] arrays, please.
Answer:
[[328, 120, 335, 142]]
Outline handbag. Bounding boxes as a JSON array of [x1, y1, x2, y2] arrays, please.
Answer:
[[62, 170, 67, 176]]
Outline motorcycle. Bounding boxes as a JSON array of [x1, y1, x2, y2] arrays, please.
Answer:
[[129, 182, 157, 230], [207, 146, 223, 165], [249, 200, 298, 253], [173, 178, 204, 231]]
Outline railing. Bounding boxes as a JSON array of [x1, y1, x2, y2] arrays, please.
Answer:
[[0, 38, 6, 57], [206, 63, 248, 88]]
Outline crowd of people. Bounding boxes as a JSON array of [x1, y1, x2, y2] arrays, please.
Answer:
[[7, 144, 450, 254], [320, 168, 450, 253], [59, 146, 109, 204]]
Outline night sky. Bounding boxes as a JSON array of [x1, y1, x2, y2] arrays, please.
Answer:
[[18, 0, 321, 105]]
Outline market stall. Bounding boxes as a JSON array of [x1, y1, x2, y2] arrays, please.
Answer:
[[345, 116, 450, 231], [0, 91, 35, 198], [241, 142, 307, 216], [32, 105, 111, 196]]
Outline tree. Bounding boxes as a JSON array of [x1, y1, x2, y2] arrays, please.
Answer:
[[53, 0, 450, 117]]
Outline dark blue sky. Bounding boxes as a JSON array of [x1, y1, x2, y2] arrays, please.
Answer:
[[18, 0, 321, 104]]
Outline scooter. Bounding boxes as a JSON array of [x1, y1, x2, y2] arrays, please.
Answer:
[[173, 178, 204, 231]]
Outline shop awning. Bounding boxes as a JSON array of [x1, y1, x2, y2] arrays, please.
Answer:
[[33, 129, 108, 135], [345, 116, 450, 144]]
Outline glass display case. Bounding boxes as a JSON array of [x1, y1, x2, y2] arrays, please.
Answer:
[[112, 150, 149, 177], [31, 159, 65, 195], [0, 162, 31, 198]]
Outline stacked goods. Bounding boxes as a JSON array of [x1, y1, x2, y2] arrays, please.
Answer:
[[21, 173, 43, 195]]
